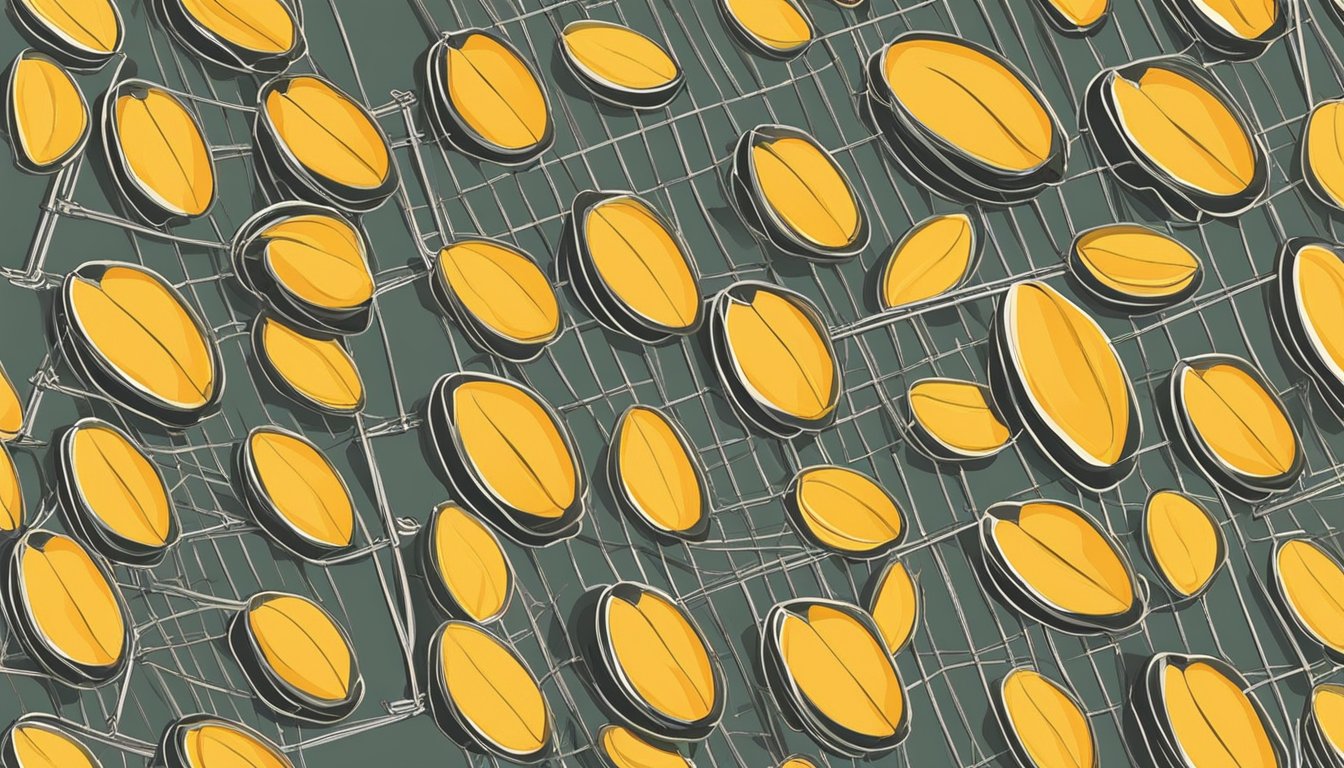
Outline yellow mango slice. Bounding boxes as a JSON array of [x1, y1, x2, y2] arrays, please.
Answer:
[[722, 287, 836, 422], [453, 379, 576, 519], [867, 560, 917, 653], [69, 422, 172, 547], [248, 428, 354, 550], [1144, 490, 1221, 597], [258, 318, 363, 412], [584, 197, 700, 331], [179, 0, 295, 54], [261, 213, 373, 311], [999, 669, 1094, 768], [0, 363, 23, 440], [1159, 660, 1279, 768], [182, 721, 291, 768], [1110, 66, 1255, 197], [1179, 361, 1296, 479], [790, 466, 903, 555], [20, 0, 120, 54], [1291, 244, 1344, 376], [18, 533, 125, 669], [780, 759, 818, 768], [613, 406, 704, 535], [722, 0, 813, 54], [246, 594, 353, 704], [114, 86, 213, 217], [880, 213, 976, 309], [1275, 539, 1344, 656], [8, 722, 98, 768], [1197, 0, 1278, 39], [436, 241, 559, 344], [1314, 684, 1344, 758], [751, 136, 860, 249], [68, 265, 215, 411], [1006, 282, 1131, 467], [908, 379, 1011, 456], [435, 622, 550, 757], [1072, 225, 1200, 302], [598, 725, 691, 768], [991, 501, 1134, 618], [1040, 0, 1109, 27], [10, 54, 86, 169], [1305, 101, 1344, 208], [605, 589, 717, 723], [882, 38, 1054, 172], [562, 23, 678, 92], [445, 33, 549, 151], [264, 76, 390, 190], [429, 503, 511, 623], [0, 445, 23, 532]]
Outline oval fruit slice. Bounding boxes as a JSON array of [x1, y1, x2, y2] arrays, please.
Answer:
[[878, 213, 980, 310], [906, 378, 1012, 461], [563, 191, 702, 342], [56, 418, 177, 566], [608, 405, 708, 541], [0, 443, 23, 533], [253, 316, 364, 415], [979, 500, 1143, 633], [103, 80, 215, 224], [156, 0, 304, 74], [1168, 354, 1301, 501], [0, 715, 100, 768], [597, 725, 691, 768], [237, 426, 355, 560], [996, 668, 1095, 768], [1033, 0, 1110, 32], [255, 75, 397, 212], [762, 599, 908, 756], [422, 502, 513, 624], [989, 281, 1139, 491], [866, 32, 1065, 203], [731, 125, 867, 261], [779, 758, 818, 768], [5, 50, 88, 173], [431, 239, 560, 363], [57, 261, 223, 428], [785, 465, 903, 559], [1272, 539, 1344, 663], [230, 201, 374, 336], [1068, 224, 1202, 312], [718, 0, 813, 59], [1162, 0, 1286, 59], [12, 0, 123, 69], [1083, 57, 1265, 220], [425, 372, 585, 546], [3, 530, 129, 686], [423, 29, 552, 164], [865, 560, 918, 654], [0, 362, 24, 441], [1305, 683, 1344, 766], [709, 281, 840, 437], [1272, 239, 1344, 421], [157, 714, 293, 768], [1303, 100, 1344, 211], [428, 621, 553, 762], [230, 592, 363, 722], [560, 21, 683, 109], [591, 582, 724, 739], [1142, 490, 1224, 600]]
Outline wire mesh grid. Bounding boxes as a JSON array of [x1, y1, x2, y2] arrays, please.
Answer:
[[2, 0, 1344, 765]]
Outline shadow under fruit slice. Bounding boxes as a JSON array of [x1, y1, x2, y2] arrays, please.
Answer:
[[1271, 539, 1344, 664], [1141, 490, 1224, 601], [156, 714, 293, 768], [978, 500, 1144, 634], [237, 426, 355, 561], [253, 316, 364, 415], [988, 281, 1139, 491], [431, 238, 560, 363], [785, 465, 904, 559], [864, 559, 918, 654], [421, 502, 513, 624], [1166, 354, 1301, 501], [905, 378, 1012, 461], [56, 418, 178, 566], [422, 29, 552, 164], [877, 212, 980, 310], [588, 582, 724, 740], [1271, 239, 1344, 421], [995, 668, 1096, 768], [229, 591, 363, 723], [560, 21, 683, 110], [5, 50, 88, 174], [56, 261, 223, 429], [708, 281, 839, 438], [102, 80, 215, 225], [608, 405, 709, 541], [597, 724, 691, 768], [3, 530, 130, 686], [0, 714, 101, 768], [428, 621, 553, 763], [717, 0, 813, 59], [1068, 223, 1202, 313], [761, 598, 908, 757], [425, 372, 585, 546], [11, 0, 123, 69], [154, 0, 304, 74], [1032, 0, 1110, 33]]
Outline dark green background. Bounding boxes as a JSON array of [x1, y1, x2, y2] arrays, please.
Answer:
[[1, 0, 1343, 765]]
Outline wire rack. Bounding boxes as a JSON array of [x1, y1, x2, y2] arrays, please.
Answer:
[[3, 0, 1344, 765]]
